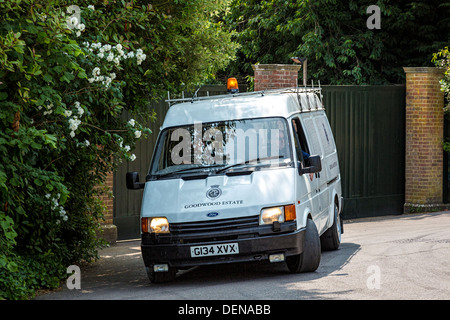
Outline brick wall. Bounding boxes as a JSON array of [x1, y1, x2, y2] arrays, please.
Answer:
[[99, 171, 114, 224], [252, 64, 301, 91], [97, 171, 117, 243], [403, 67, 445, 213]]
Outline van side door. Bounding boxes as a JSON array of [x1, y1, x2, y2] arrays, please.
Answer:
[[299, 113, 329, 234], [291, 115, 320, 230]]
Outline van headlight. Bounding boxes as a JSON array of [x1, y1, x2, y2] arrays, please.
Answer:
[[142, 217, 170, 234], [260, 207, 284, 225], [259, 205, 296, 225]]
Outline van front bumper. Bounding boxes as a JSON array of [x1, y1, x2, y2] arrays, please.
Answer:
[[141, 223, 305, 269]]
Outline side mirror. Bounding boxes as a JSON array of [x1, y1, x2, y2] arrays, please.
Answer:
[[299, 155, 322, 175], [126, 172, 145, 190]]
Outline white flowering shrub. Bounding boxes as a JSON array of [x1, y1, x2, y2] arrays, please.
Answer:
[[0, 0, 236, 299]]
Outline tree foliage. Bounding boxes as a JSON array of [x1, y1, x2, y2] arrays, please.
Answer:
[[433, 46, 450, 153], [433, 47, 450, 112], [0, 0, 236, 299], [224, 0, 450, 85]]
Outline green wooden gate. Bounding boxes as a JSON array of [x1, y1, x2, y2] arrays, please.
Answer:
[[323, 85, 406, 219], [113, 85, 406, 239]]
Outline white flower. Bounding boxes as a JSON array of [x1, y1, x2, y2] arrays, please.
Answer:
[[70, 131, 75, 138], [103, 44, 112, 52], [116, 44, 122, 51], [104, 76, 112, 87], [124, 145, 131, 152], [130, 154, 136, 161], [136, 51, 147, 65], [98, 52, 104, 59], [84, 140, 90, 146], [68, 116, 81, 131], [127, 51, 134, 58], [92, 67, 100, 77], [88, 5, 95, 10], [88, 78, 95, 83], [134, 130, 142, 139], [128, 119, 135, 127], [76, 106, 84, 116], [113, 57, 120, 66], [107, 52, 114, 62], [77, 23, 85, 31], [91, 42, 101, 50], [76, 31, 81, 37], [117, 137, 123, 148], [109, 72, 116, 80], [64, 110, 72, 117]]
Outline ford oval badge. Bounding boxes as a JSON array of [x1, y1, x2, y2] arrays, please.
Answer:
[[207, 212, 219, 218]]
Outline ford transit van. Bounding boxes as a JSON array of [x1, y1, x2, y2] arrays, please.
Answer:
[[127, 86, 343, 283]]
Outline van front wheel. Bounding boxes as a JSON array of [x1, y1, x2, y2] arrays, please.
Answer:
[[286, 218, 321, 273]]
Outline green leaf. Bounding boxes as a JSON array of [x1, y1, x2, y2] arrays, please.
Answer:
[[77, 70, 87, 79], [7, 261, 18, 273], [30, 142, 42, 149]]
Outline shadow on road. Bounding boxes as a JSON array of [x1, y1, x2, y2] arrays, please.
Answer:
[[169, 242, 361, 286]]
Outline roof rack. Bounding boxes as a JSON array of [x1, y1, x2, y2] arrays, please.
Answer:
[[165, 80, 323, 108]]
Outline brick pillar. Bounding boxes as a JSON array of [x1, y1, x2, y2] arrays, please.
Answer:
[[252, 64, 301, 91], [403, 67, 445, 213], [97, 171, 117, 244]]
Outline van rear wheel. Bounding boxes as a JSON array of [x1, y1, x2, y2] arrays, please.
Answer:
[[286, 218, 321, 273], [320, 200, 341, 251]]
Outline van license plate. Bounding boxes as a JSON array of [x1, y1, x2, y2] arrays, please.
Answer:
[[190, 243, 239, 258]]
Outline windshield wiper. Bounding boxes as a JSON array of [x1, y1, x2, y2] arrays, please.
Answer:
[[215, 155, 284, 174], [154, 164, 224, 178]]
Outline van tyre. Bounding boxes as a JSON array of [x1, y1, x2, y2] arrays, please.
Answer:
[[320, 200, 341, 251], [286, 218, 321, 273], [146, 266, 177, 283]]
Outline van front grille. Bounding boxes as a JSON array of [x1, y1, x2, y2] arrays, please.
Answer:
[[170, 215, 260, 235], [164, 215, 260, 244]]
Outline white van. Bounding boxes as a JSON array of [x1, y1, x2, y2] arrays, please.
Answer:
[[126, 85, 343, 283]]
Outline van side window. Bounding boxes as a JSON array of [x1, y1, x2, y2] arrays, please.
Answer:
[[292, 118, 310, 163]]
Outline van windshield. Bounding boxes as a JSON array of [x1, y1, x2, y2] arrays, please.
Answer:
[[150, 117, 293, 176]]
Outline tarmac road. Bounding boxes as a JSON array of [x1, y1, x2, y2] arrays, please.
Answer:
[[35, 211, 450, 300]]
